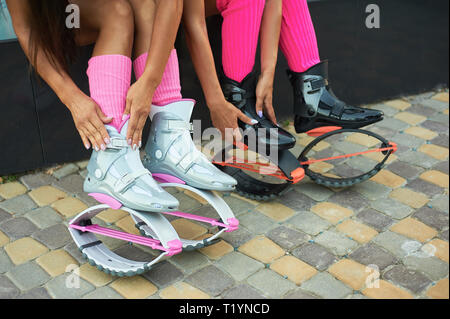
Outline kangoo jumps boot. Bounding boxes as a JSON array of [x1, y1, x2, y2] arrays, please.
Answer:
[[222, 72, 296, 151], [143, 99, 238, 192], [287, 60, 384, 134], [84, 120, 180, 213]]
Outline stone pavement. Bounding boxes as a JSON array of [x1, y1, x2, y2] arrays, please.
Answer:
[[0, 91, 448, 299]]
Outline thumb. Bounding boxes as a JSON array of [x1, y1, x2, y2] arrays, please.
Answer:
[[237, 110, 258, 126], [95, 106, 113, 124]]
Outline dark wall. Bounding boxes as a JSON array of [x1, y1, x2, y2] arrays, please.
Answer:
[[0, 0, 448, 175]]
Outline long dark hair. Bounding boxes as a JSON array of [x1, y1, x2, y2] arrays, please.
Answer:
[[27, 0, 77, 73]]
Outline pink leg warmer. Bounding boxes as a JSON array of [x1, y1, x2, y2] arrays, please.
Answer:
[[133, 49, 182, 105], [279, 0, 321, 73], [216, 0, 265, 83], [86, 54, 132, 131]]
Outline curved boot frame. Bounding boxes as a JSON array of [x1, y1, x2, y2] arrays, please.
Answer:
[[133, 177, 238, 251], [68, 204, 182, 277]]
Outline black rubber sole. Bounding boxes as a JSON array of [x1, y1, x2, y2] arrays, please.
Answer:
[[295, 116, 383, 134]]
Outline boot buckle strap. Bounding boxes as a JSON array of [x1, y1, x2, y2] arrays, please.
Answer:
[[167, 120, 193, 132], [177, 152, 198, 172], [107, 138, 129, 150], [301, 75, 326, 117], [115, 169, 150, 193]]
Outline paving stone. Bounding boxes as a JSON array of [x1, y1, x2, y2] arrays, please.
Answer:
[[0, 194, 37, 215], [113, 245, 154, 262], [314, 230, 358, 256], [301, 272, 352, 299], [407, 178, 443, 197], [222, 284, 266, 299], [5, 237, 49, 265], [171, 219, 207, 240], [388, 161, 424, 180], [78, 263, 114, 287], [53, 164, 79, 180], [197, 236, 233, 260], [370, 169, 407, 189], [52, 174, 85, 194], [0, 230, 9, 247], [186, 265, 234, 297], [143, 261, 183, 288], [17, 287, 51, 299], [238, 212, 276, 234], [391, 133, 425, 150], [398, 150, 439, 169], [33, 224, 71, 249], [279, 189, 317, 212], [354, 181, 391, 201], [221, 227, 254, 248], [46, 273, 95, 299], [426, 239, 449, 263], [383, 265, 432, 294], [327, 190, 369, 213], [369, 103, 398, 117], [377, 117, 410, 131], [404, 126, 439, 140], [356, 209, 394, 232], [287, 211, 331, 236], [311, 202, 353, 225], [24, 206, 62, 229], [64, 242, 86, 264], [407, 105, 438, 118], [111, 276, 158, 299], [115, 215, 140, 236], [75, 192, 99, 207], [292, 243, 337, 271], [159, 282, 210, 299], [0, 217, 38, 241], [82, 286, 123, 299], [0, 274, 20, 298], [390, 218, 438, 242], [370, 198, 413, 220], [362, 279, 413, 299], [421, 120, 449, 134], [283, 289, 319, 299], [247, 269, 296, 298], [419, 144, 449, 161], [336, 219, 378, 244], [29, 186, 67, 207], [430, 134, 449, 148], [270, 255, 317, 285], [0, 182, 27, 200], [255, 202, 295, 222], [0, 209, 11, 224], [216, 252, 264, 281], [238, 236, 285, 263], [384, 99, 411, 110], [372, 231, 415, 258], [389, 188, 429, 209], [36, 249, 78, 277], [432, 92, 449, 102], [429, 194, 449, 213], [426, 278, 449, 299], [76, 160, 89, 170], [403, 256, 449, 281], [328, 259, 368, 290], [266, 226, 308, 250], [296, 182, 334, 201], [413, 207, 448, 232], [345, 156, 380, 173], [170, 250, 209, 274], [440, 229, 449, 242], [6, 262, 50, 290], [51, 197, 88, 218], [0, 250, 13, 274], [349, 243, 398, 270], [225, 194, 258, 216], [20, 173, 57, 190], [95, 208, 128, 224], [395, 111, 427, 125], [421, 99, 449, 111]]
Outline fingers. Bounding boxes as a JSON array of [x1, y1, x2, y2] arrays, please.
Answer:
[[85, 122, 106, 151], [264, 98, 277, 125], [78, 129, 90, 150], [255, 95, 264, 118], [131, 115, 146, 150], [237, 110, 258, 126], [95, 106, 113, 124], [91, 114, 111, 145]]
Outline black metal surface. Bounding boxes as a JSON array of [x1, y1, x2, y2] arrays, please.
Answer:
[[0, 0, 448, 174]]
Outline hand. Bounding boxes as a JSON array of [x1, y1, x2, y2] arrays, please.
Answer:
[[68, 92, 112, 151], [123, 77, 155, 149], [255, 72, 277, 125], [209, 99, 256, 142]]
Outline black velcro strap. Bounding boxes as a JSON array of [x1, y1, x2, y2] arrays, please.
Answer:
[[309, 78, 326, 91], [135, 221, 146, 228], [79, 240, 103, 251]]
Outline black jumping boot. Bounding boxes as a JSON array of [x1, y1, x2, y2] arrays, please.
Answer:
[[287, 60, 384, 134], [222, 72, 296, 151]]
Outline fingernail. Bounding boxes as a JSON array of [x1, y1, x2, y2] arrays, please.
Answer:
[[105, 117, 113, 121], [101, 144, 106, 151], [132, 144, 137, 151], [257, 111, 263, 118], [104, 137, 110, 145], [251, 119, 259, 125], [122, 115, 128, 121], [138, 141, 142, 148], [127, 139, 132, 145], [94, 145, 99, 152], [85, 144, 90, 150]]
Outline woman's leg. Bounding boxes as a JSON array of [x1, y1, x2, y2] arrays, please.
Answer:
[[74, 0, 134, 132], [279, 0, 320, 73], [216, 0, 265, 83], [129, 0, 182, 106]]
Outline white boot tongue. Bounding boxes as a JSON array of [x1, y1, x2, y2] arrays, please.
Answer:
[[150, 99, 196, 122]]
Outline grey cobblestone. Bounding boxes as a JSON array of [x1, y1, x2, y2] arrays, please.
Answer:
[[356, 209, 394, 231], [398, 150, 439, 169], [0, 249, 14, 274], [296, 182, 334, 202], [371, 198, 413, 220], [170, 250, 209, 274], [429, 194, 449, 213], [266, 226, 308, 250], [407, 179, 444, 197], [287, 211, 331, 236], [383, 265, 432, 294], [372, 231, 419, 258], [46, 274, 95, 299], [283, 289, 319, 299], [301, 272, 352, 299], [64, 242, 86, 264], [0, 208, 11, 224], [0, 194, 37, 215], [20, 173, 56, 189], [0, 217, 38, 240], [314, 230, 358, 256], [82, 286, 123, 299], [431, 135, 450, 148], [239, 212, 276, 234], [349, 243, 398, 270], [222, 284, 266, 299], [354, 181, 391, 201], [247, 269, 297, 298], [433, 160, 449, 174], [421, 120, 448, 134], [33, 224, 72, 249], [292, 243, 337, 271], [440, 229, 449, 241], [53, 174, 85, 194], [421, 99, 449, 111], [25, 207, 62, 229], [388, 161, 424, 180], [17, 287, 51, 299], [53, 164, 80, 180], [216, 252, 264, 281], [221, 227, 253, 248], [186, 265, 234, 297], [403, 256, 449, 281], [6, 262, 50, 290], [413, 207, 449, 231], [142, 261, 183, 288], [0, 274, 20, 299], [279, 189, 317, 212], [328, 190, 369, 212]]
